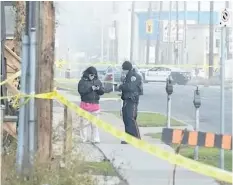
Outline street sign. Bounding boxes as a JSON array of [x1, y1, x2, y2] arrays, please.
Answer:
[[146, 19, 153, 34], [219, 8, 232, 27]]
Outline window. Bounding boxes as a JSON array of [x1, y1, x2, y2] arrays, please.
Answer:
[[150, 67, 160, 71], [4, 6, 15, 37], [216, 39, 220, 48], [163, 67, 171, 71]]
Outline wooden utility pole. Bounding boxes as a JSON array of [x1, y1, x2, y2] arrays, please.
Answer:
[[129, 1, 135, 62], [113, 2, 118, 63], [63, 66, 72, 161], [167, 1, 172, 64], [175, 1, 179, 65], [209, 1, 214, 78], [183, 1, 187, 64], [146, 2, 152, 65], [36, 1, 55, 162], [63, 104, 72, 160], [155, 1, 162, 64], [113, 20, 118, 63]]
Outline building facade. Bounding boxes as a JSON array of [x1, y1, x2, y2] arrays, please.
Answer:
[[115, 1, 232, 67]]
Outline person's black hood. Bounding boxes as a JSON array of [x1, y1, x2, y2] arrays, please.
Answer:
[[82, 66, 98, 80]]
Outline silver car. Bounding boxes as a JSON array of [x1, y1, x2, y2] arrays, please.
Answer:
[[103, 65, 143, 94]]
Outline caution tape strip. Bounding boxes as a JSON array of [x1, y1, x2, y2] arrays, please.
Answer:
[[0, 71, 21, 86], [54, 92, 232, 184], [1, 90, 232, 183], [54, 78, 119, 85], [0, 92, 56, 101], [54, 63, 220, 71]]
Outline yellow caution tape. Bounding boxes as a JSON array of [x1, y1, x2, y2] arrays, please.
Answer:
[[0, 91, 56, 101], [54, 62, 219, 70], [0, 71, 21, 86], [54, 78, 119, 85], [1, 90, 232, 183], [54, 92, 232, 183], [55, 60, 67, 68], [11, 93, 21, 109]]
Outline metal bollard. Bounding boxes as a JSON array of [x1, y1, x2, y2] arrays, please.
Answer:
[[193, 86, 201, 160], [165, 76, 173, 128]]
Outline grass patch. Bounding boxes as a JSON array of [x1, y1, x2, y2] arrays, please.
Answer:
[[107, 111, 184, 127], [144, 132, 232, 173], [2, 140, 116, 185], [55, 80, 77, 91], [102, 92, 121, 99], [177, 145, 232, 172], [144, 132, 162, 139], [82, 161, 117, 176]]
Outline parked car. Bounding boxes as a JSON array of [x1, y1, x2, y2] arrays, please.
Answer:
[[102, 66, 122, 93], [103, 65, 144, 94], [95, 66, 109, 82], [144, 67, 191, 85], [191, 68, 207, 79]]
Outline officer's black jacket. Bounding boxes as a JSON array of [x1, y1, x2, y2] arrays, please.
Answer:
[[119, 69, 142, 102], [78, 71, 104, 104]]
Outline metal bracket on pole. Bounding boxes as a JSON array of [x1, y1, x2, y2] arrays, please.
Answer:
[[165, 76, 173, 128], [193, 86, 201, 160]]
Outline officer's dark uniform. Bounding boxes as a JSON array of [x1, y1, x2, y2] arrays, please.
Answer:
[[119, 61, 142, 144]]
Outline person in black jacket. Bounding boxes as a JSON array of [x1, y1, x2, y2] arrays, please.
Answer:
[[78, 66, 104, 143], [118, 61, 142, 144]]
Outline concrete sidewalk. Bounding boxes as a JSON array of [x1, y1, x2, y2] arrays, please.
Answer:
[[53, 107, 122, 185], [97, 112, 219, 185]]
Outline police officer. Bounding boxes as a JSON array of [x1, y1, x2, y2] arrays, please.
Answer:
[[118, 61, 142, 144]]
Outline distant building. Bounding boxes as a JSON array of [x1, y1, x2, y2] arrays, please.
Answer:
[[115, 1, 232, 68]]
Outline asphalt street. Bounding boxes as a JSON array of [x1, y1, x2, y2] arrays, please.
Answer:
[[100, 83, 232, 135]]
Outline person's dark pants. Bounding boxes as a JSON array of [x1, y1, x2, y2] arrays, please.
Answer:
[[122, 100, 141, 142]]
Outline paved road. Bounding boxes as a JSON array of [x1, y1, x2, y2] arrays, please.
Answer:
[[100, 83, 232, 134]]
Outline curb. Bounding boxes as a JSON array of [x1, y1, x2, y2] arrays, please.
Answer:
[[91, 143, 129, 185], [187, 84, 232, 89]]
